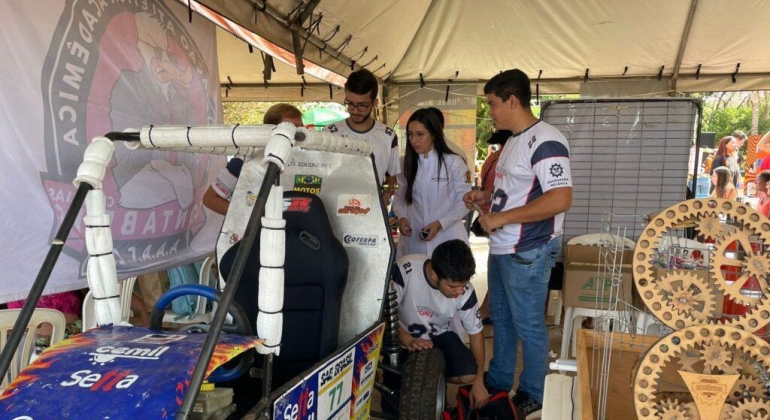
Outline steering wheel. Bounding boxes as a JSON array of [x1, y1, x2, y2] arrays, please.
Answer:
[[150, 284, 254, 383]]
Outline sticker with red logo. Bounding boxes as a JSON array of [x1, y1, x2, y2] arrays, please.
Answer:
[[0, 325, 261, 419], [284, 197, 313, 212], [336, 194, 372, 216]]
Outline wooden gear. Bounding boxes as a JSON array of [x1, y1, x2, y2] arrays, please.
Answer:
[[633, 325, 770, 420], [633, 198, 770, 333]]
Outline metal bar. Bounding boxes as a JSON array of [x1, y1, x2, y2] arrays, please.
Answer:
[[104, 132, 141, 142], [0, 182, 92, 381], [671, 0, 700, 92], [176, 162, 282, 420]]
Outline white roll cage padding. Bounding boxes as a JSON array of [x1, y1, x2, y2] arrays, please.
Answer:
[[137, 124, 372, 157], [74, 137, 125, 327], [78, 124, 370, 353]]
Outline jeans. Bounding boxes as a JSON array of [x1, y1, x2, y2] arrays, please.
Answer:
[[486, 237, 559, 403]]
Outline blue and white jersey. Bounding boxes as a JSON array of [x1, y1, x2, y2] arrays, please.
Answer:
[[391, 255, 482, 340], [490, 121, 572, 254]]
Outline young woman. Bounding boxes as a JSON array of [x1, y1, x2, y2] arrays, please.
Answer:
[[393, 108, 471, 258], [711, 166, 737, 200], [711, 136, 741, 189]]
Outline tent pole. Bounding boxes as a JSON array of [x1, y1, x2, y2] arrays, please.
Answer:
[[671, 0, 700, 93]]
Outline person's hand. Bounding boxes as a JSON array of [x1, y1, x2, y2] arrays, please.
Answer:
[[420, 221, 442, 241], [463, 190, 489, 210], [479, 212, 505, 233], [469, 378, 490, 409], [399, 218, 413, 236], [406, 338, 433, 352], [382, 189, 394, 205]]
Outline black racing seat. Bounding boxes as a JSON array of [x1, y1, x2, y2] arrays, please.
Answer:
[[220, 191, 349, 388]]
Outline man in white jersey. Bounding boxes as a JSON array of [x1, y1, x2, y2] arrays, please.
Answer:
[[324, 69, 400, 203], [464, 69, 572, 417], [392, 239, 489, 408]]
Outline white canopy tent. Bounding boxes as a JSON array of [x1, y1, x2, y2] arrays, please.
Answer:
[[195, 0, 770, 106]]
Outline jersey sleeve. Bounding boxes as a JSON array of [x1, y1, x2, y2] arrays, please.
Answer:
[[531, 139, 572, 193], [458, 287, 483, 335], [386, 133, 401, 177], [210, 164, 239, 200]]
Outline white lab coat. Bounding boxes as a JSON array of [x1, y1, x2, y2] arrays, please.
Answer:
[[393, 150, 471, 258]]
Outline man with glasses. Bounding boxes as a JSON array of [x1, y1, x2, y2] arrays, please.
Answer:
[[324, 69, 400, 203]]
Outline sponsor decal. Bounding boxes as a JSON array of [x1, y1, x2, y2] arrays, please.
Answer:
[[246, 190, 257, 207], [417, 305, 438, 318], [286, 158, 331, 169], [337, 194, 371, 216], [359, 360, 375, 388], [528, 135, 537, 148], [60, 369, 139, 391], [229, 232, 240, 244], [342, 234, 378, 248], [284, 197, 312, 212], [293, 174, 323, 195], [89, 345, 170, 365]]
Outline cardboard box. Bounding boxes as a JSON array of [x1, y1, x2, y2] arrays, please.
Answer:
[[563, 244, 634, 310]]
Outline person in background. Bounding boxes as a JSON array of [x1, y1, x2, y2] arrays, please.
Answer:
[[711, 166, 737, 200], [324, 69, 400, 204], [710, 136, 741, 190], [732, 130, 747, 169], [755, 170, 770, 217], [474, 129, 512, 322], [203, 104, 303, 215], [756, 130, 770, 172], [393, 109, 471, 258]]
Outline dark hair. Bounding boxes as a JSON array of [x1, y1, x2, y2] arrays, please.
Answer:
[[758, 170, 770, 183], [483, 69, 532, 108], [432, 239, 476, 282], [715, 136, 734, 159], [487, 130, 512, 145], [732, 130, 747, 140], [345, 69, 378, 100], [426, 107, 445, 129], [403, 108, 458, 204]]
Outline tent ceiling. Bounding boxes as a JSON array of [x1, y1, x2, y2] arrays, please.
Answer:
[[197, 0, 770, 101]]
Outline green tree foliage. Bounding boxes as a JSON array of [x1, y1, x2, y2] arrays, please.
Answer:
[[702, 105, 770, 140], [475, 99, 495, 161]]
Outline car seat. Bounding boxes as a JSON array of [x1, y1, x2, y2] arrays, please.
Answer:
[[219, 191, 349, 388]]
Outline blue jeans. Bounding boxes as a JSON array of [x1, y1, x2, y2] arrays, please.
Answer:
[[486, 238, 559, 403]]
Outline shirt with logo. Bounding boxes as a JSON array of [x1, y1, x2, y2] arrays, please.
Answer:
[[392, 255, 482, 340], [490, 121, 572, 254], [211, 157, 244, 200], [323, 120, 400, 183]]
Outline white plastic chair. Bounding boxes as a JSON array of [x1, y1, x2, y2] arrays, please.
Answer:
[[162, 255, 218, 325], [81, 276, 137, 330], [0, 308, 66, 389]]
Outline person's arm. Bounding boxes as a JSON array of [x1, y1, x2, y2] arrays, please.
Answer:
[[467, 331, 489, 409], [436, 157, 472, 231], [392, 171, 412, 236], [202, 186, 230, 215], [398, 325, 433, 351], [758, 131, 770, 154], [480, 187, 572, 232]]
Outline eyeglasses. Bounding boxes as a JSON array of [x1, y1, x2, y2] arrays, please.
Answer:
[[343, 100, 373, 112]]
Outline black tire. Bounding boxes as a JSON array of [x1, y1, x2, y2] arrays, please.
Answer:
[[399, 348, 446, 420]]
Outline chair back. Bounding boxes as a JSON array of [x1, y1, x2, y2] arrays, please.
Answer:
[[0, 308, 66, 389]]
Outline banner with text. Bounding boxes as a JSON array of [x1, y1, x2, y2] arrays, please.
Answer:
[[0, 0, 225, 302]]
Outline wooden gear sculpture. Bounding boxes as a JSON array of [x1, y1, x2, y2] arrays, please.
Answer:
[[631, 198, 770, 419]]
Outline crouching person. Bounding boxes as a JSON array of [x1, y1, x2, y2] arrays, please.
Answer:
[[392, 239, 489, 409]]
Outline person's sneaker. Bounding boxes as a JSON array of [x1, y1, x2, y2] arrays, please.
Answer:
[[511, 390, 542, 419]]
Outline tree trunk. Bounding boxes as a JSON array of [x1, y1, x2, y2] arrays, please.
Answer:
[[750, 91, 761, 135]]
